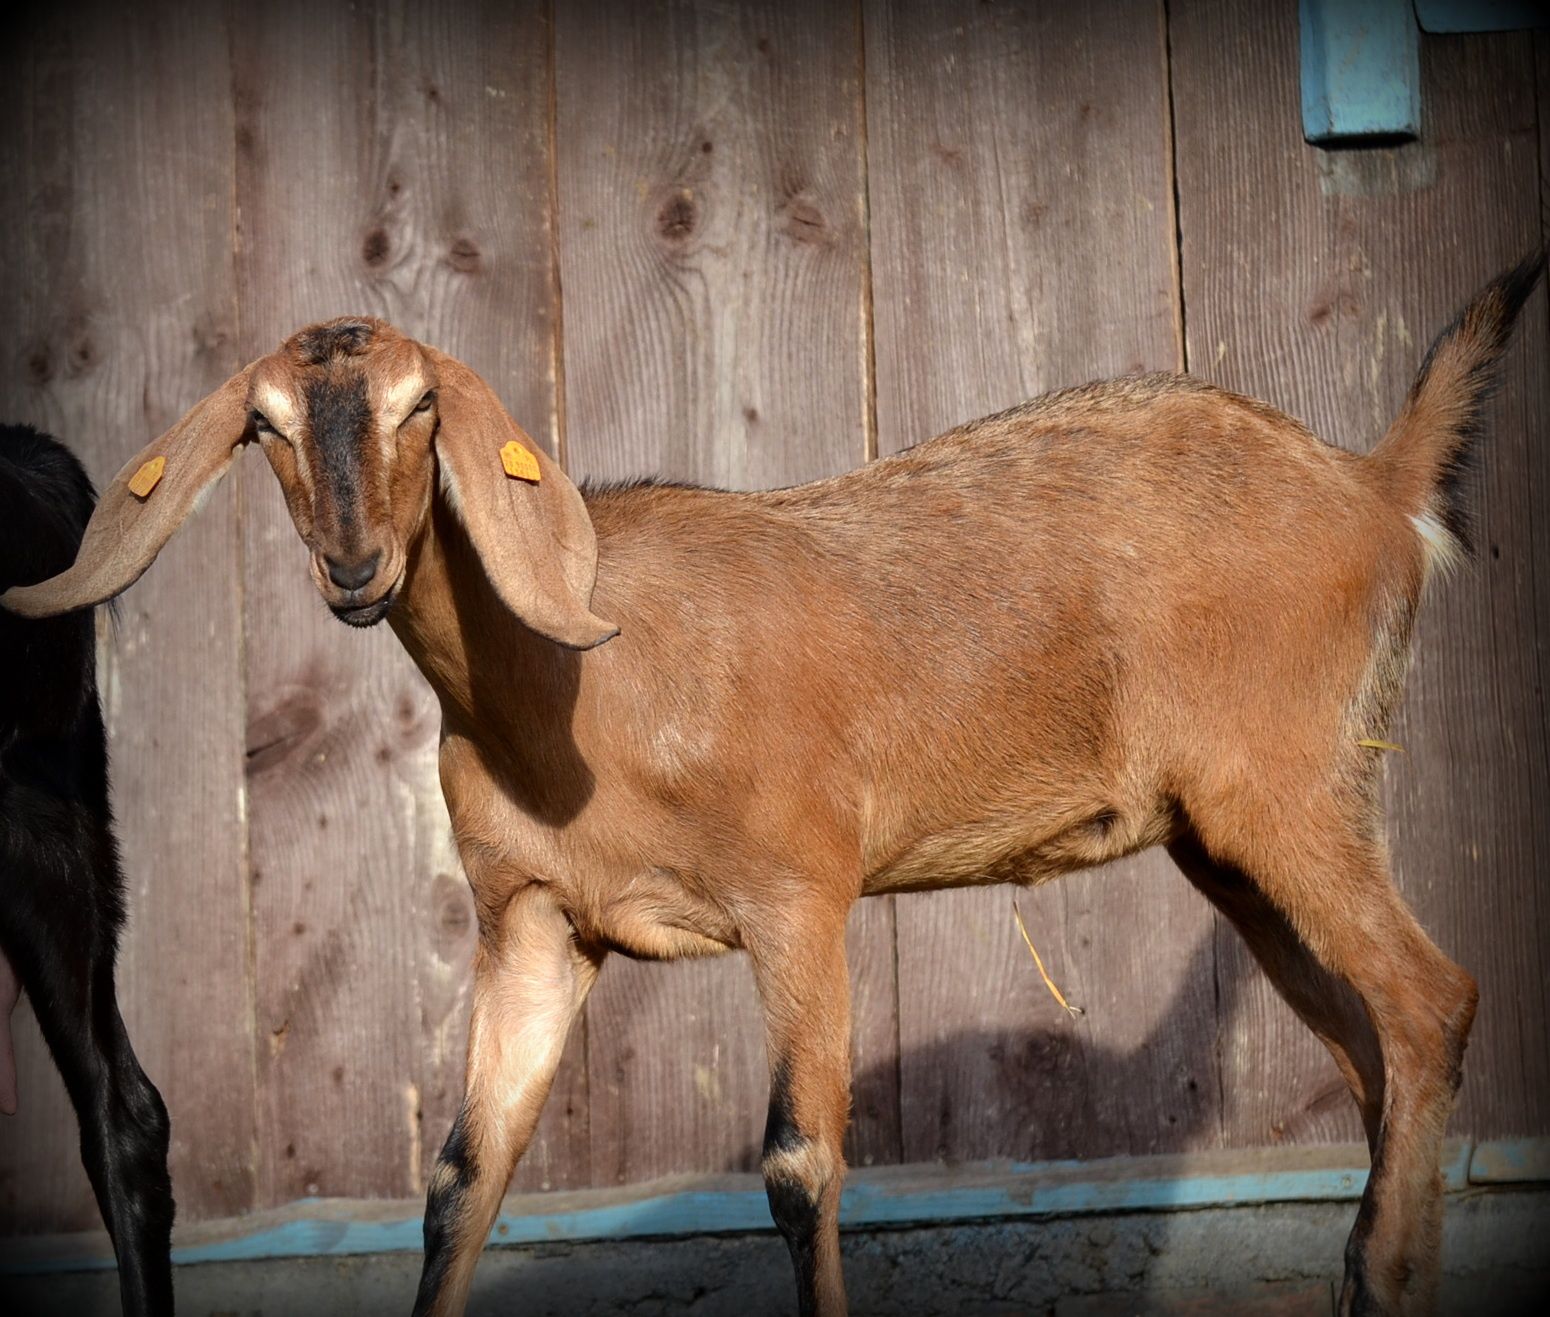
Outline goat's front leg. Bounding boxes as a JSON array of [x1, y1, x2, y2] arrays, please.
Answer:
[[748, 903, 854, 1317], [413, 882, 600, 1317]]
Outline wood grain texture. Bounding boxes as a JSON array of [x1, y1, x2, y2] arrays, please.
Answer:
[[0, 0, 255, 1230], [865, 0, 1221, 1165], [1540, 33, 1550, 250], [553, 0, 896, 1179], [1170, 0, 1548, 1145], [231, 0, 579, 1206]]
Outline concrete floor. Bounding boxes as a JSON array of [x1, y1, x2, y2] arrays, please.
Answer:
[[4, 1188, 1547, 1315]]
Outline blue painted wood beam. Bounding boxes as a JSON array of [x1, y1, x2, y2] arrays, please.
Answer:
[[8, 1138, 1547, 1275], [1300, 0, 1421, 143]]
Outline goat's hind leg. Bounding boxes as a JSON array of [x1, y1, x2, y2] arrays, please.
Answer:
[[1168, 833, 1386, 1148], [1175, 802, 1475, 1316], [0, 861, 174, 1316], [412, 883, 600, 1317]]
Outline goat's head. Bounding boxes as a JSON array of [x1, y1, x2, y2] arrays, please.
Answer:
[[0, 317, 618, 649]]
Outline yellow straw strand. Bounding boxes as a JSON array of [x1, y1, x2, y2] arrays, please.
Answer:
[[1357, 738, 1406, 753], [1011, 898, 1083, 1019]]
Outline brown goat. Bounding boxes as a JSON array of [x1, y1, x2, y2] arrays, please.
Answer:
[[3, 255, 1541, 1316]]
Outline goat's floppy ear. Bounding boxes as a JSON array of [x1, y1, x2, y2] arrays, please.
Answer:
[[427, 349, 617, 650], [0, 363, 258, 617]]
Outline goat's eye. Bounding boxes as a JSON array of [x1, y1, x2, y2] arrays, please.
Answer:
[[251, 411, 276, 435], [413, 391, 435, 414]]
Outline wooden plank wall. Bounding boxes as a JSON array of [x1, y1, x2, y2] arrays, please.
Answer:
[[0, 0, 255, 1229], [1171, 0, 1549, 1146], [865, 0, 1223, 1166], [0, 0, 1544, 1233]]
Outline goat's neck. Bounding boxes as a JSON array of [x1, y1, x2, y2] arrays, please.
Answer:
[[387, 499, 583, 747]]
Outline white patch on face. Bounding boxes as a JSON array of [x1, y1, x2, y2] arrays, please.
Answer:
[[252, 383, 301, 435], [1410, 508, 1463, 580], [378, 371, 432, 464], [383, 372, 429, 425], [289, 434, 317, 500]]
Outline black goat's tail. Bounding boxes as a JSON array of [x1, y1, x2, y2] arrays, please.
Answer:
[[1367, 250, 1545, 566]]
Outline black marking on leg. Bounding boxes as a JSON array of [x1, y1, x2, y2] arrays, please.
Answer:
[[766, 1172, 821, 1308], [764, 1060, 802, 1158], [413, 1107, 476, 1315], [1341, 1188, 1381, 1316], [763, 1061, 821, 1314]]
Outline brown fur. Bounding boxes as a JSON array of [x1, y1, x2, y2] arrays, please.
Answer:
[[2, 259, 1539, 1317]]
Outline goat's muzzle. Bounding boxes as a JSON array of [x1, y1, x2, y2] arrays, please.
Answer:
[[329, 583, 399, 628]]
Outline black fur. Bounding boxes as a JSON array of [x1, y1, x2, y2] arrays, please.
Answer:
[[412, 1106, 476, 1315], [763, 1062, 822, 1315], [763, 1060, 804, 1159], [0, 425, 174, 1315], [577, 473, 708, 505], [1410, 249, 1545, 552], [291, 318, 375, 366], [305, 373, 373, 536]]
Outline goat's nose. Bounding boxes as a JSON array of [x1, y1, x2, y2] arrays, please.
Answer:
[[325, 551, 382, 593]]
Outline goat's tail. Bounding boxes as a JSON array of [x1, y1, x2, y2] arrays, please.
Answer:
[[1366, 250, 1544, 566]]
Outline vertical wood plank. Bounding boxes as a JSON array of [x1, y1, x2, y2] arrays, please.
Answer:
[[554, 0, 895, 1179], [866, 0, 1223, 1164], [0, 0, 253, 1228], [1540, 33, 1550, 251], [1171, 0, 1548, 1144], [232, 0, 582, 1206]]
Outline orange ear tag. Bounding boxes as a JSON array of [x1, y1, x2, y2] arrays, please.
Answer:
[[500, 441, 542, 483], [127, 456, 166, 499]]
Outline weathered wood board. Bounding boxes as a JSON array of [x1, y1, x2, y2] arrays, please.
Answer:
[[0, 0, 255, 1229], [864, 0, 1222, 1165], [1171, 0, 1548, 1145]]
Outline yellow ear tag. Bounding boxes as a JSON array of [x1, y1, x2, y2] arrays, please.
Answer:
[[500, 441, 542, 483], [127, 456, 166, 499]]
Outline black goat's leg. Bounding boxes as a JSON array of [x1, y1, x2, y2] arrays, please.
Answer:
[[1, 873, 175, 1317]]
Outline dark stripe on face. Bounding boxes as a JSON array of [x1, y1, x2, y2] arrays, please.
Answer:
[[304, 373, 372, 533]]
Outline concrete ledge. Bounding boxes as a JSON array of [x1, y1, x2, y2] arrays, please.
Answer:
[[5, 1138, 1545, 1277], [4, 1188, 1547, 1316]]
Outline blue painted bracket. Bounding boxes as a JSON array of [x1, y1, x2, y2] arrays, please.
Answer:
[[1300, 0, 1422, 143], [1301, 0, 1550, 144]]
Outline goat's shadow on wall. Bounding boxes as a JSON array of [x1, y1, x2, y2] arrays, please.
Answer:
[[844, 927, 1238, 1168]]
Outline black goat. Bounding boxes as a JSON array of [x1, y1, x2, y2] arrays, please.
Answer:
[[0, 424, 174, 1315]]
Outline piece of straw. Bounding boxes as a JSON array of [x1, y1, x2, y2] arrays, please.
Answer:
[[1356, 738, 1405, 753], [1011, 897, 1083, 1019]]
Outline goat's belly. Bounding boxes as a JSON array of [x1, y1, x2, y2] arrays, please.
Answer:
[[568, 868, 743, 962], [863, 802, 1175, 896]]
